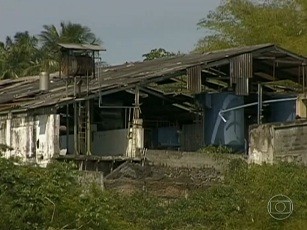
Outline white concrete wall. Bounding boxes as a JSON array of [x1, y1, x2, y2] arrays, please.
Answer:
[[0, 113, 60, 166]]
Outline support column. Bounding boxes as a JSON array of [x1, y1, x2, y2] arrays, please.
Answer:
[[86, 100, 91, 155], [296, 94, 307, 119], [66, 105, 69, 153], [126, 86, 144, 158], [6, 113, 12, 158], [134, 86, 140, 119], [73, 103, 78, 154], [257, 83, 263, 125], [303, 64, 306, 95]]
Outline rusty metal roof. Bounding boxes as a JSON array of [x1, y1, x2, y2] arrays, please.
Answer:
[[0, 44, 306, 114], [58, 43, 106, 51]]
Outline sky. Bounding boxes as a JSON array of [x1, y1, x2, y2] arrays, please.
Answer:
[[0, 0, 220, 65]]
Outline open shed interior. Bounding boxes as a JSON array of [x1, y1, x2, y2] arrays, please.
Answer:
[[1, 43, 307, 161]]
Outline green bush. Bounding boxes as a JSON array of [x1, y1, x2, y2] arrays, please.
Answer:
[[198, 145, 234, 154], [0, 158, 110, 230], [1, 157, 307, 229]]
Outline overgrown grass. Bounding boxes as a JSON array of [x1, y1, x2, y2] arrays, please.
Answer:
[[198, 145, 234, 155], [106, 159, 307, 229], [0, 157, 307, 229]]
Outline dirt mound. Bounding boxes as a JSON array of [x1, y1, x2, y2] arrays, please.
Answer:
[[104, 162, 223, 198], [105, 162, 152, 180]]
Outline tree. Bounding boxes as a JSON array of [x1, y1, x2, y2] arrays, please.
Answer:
[[40, 21, 100, 52], [39, 21, 101, 72], [0, 31, 41, 79], [195, 0, 307, 54], [0, 22, 100, 79], [142, 48, 177, 61]]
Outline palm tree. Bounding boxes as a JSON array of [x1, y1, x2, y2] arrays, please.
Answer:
[[60, 21, 99, 44], [0, 32, 41, 79], [39, 21, 101, 72]]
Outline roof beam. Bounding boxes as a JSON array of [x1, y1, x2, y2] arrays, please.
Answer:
[[140, 87, 174, 102], [254, 72, 275, 81], [255, 57, 304, 65]]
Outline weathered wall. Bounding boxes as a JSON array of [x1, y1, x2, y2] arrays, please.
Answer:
[[93, 129, 128, 156], [60, 128, 130, 156], [59, 134, 74, 154], [0, 113, 60, 166], [181, 123, 203, 151], [249, 120, 307, 165], [248, 124, 275, 164]]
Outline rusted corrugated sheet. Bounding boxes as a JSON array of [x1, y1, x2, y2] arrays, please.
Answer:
[[0, 44, 306, 113], [187, 65, 202, 93], [230, 53, 253, 95]]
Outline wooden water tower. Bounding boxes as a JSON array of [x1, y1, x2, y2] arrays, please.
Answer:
[[58, 43, 105, 81], [58, 43, 106, 156]]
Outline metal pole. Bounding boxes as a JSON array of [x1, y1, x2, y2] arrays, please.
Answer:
[[303, 64, 305, 94], [74, 102, 78, 154], [92, 51, 95, 78], [124, 108, 127, 128], [273, 60, 276, 80], [257, 83, 263, 125], [219, 97, 297, 122], [66, 105, 69, 153], [86, 99, 91, 155], [65, 79, 69, 154], [73, 77, 78, 155], [134, 86, 140, 119], [87, 70, 89, 96]]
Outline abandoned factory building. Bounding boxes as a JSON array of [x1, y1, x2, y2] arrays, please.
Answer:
[[0, 43, 307, 166]]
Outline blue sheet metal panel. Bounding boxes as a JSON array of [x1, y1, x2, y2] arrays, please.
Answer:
[[203, 92, 245, 151], [269, 100, 296, 122]]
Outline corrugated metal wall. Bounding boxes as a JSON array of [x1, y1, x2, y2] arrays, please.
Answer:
[[187, 65, 202, 93], [230, 53, 253, 96]]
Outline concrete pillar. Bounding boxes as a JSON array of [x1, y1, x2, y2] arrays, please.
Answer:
[[5, 113, 12, 158], [296, 94, 307, 118]]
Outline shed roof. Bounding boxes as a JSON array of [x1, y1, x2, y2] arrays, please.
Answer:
[[58, 43, 106, 51], [0, 44, 305, 114]]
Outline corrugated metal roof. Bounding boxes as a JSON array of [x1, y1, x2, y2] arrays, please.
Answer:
[[58, 43, 106, 51], [0, 44, 305, 114]]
